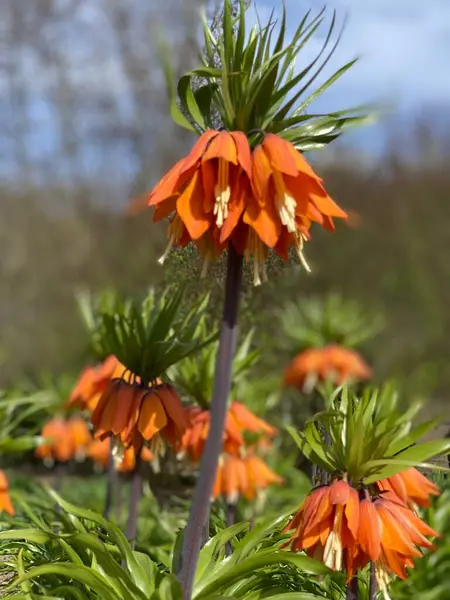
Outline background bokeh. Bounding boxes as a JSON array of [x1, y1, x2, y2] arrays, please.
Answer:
[[1, 0, 449, 409]]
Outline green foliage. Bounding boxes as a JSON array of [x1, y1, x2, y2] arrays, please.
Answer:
[[160, 0, 373, 147], [92, 287, 217, 383], [0, 488, 343, 599], [278, 294, 384, 355], [289, 384, 450, 483]]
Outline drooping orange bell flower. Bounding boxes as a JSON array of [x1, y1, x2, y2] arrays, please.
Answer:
[[148, 130, 345, 285], [68, 355, 122, 412], [148, 129, 252, 253], [283, 479, 360, 570], [357, 491, 439, 594], [283, 344, 372, 392], [87, 438, 154, 473], [242, 134, 347, 281], [0, 470, 14, 516], [211, 452, 283, 504], [376, 468, 440, 508], [91, 376, 188, 456], [178, 401, 276, 462], [36, 417, 92, 463]]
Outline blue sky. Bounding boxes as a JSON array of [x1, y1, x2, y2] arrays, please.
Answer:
[[250, 0, 450, 150]]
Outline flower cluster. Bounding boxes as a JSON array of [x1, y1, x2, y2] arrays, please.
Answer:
[[36, 417, 91, 463], [283, 344, 372, 392], [178, 401, 282, 503], [284, 472, 439, 595], [149, 131, 347, 285]]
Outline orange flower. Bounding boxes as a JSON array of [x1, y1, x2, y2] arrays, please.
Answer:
[[148, 131, 345, 285], [242, 454, 283, 500], [211, 452, 283, 504], [242, 134, 347, 282], [148, 129, 252, 255], [358, 491, 439, 593], [68, 355, 122, 412], [36, 417, 92, 463], [87, 439, 154, 473], [283, 479, 360, 570], [285, 482, 439, 593], [178, 402, 276, 461], [0, 470, 14, 516], [376, 468, 440, 508], [91, 377, 188, 455], [283, 344, 372, 392]]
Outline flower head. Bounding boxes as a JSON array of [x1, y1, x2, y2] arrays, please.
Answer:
[[283, 344, 372, 392], [376, 468, 440, 509], [36, 417, 92, 463], [178, 401, 276, 461], [91, 375, 188, 457], [212, 452, 283, 504], [148, 131, 346, 285], [68, 355, 122, 412], [0, 470, 14, 516], [283, 479, 360, 570], [87, 438, 154, 473], [284, 481, 439, 594]]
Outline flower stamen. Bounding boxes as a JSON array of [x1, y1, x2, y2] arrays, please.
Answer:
[[213, 159, 231, 228]]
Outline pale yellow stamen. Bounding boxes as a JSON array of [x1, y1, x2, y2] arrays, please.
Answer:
[[213, 159, 231, 228], [273, 171, 297, 233], [375, 564, 392, 600], [158, 217, 184, 265], [111, 436, 125, 466], [323, 530, 343, 570], [295, 231, 311, 273], [245, 231, 268, 286]]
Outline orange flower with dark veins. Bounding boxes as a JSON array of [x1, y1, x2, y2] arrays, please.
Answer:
[[68, 355, 122, 412], [87, 438, 154, 473], [91, 375, 188, 458], [0, 470, 14, 515], [284, 344, 372, 392], [283, 479, 360, 570], [376, 468, 440, 509], [148, 130, 252, 262], [36, 417, 92, 463]]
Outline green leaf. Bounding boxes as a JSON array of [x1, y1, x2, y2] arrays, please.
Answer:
[[193, 551, 330, 599], [178, 76, 206, 130]]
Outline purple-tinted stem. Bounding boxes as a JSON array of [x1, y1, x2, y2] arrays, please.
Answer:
[[178, 246, 243, 600], [369, 563, 378, 599], [125, 452, 142, 549], [225, 502, 237, 556], [104, 439, 116, 519], [346, 576, 359, 600]]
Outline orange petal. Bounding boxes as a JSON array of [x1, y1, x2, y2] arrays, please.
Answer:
[[176, 169, 211, 240], [262, 134, 299, 177], [202, 131, 237, 164], [230, 131, 252, 176], [137, 391, 168, 440], [251, 145, 272, 205], [156, 385, 188, 432], [243, 192, 281, 248], [181, 130, 219, 173], [344, 486, 360, 539], [219, 175, 247, 243], [330, 480, 351, 505], [358, 499, 382, 561]]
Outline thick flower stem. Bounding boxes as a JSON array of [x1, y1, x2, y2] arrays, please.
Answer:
[[125, 452, 142, 549], [104, 439, 116, 520], [225, 502, 237, 556], [346, 576, 359, 600], [178, 246, 243, 600], [369, 563, 378, 599]]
